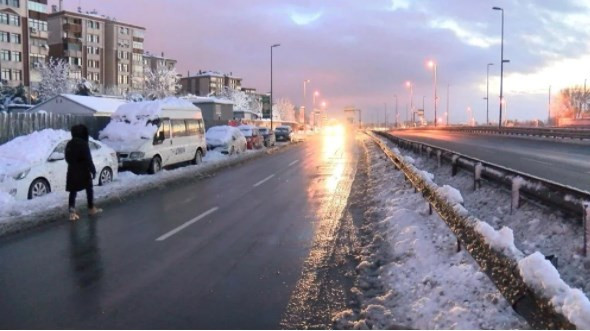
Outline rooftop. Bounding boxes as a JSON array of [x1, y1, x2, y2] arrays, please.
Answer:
[[183, 70, 242, 80]]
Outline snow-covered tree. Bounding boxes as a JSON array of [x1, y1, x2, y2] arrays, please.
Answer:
[[215, 87, 263, 117], [0, 83, 27, 110], [274, 98, 295, 122], [74, 78, 97, 96], [143, 64, 180, 100], [34, 58, 72, 102]]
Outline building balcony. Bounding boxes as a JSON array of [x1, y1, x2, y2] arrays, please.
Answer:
[[63, 23, 82, 34], [63, 36, 82, 44], [64, 49, 82, 58], [30, 45, 49, 55], [30, 28, 48, 39]]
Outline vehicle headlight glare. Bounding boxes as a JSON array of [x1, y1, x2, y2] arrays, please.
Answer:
[[13, 169, 30, 180]]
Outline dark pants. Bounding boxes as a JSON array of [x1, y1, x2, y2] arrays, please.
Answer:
[[68, 186, 94, 211]]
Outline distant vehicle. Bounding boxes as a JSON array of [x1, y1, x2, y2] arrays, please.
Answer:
[[0, 129, 118, 200], [275, 125, 292, 142], [238, 125, 263, 149], [291, 130, 307, 142], [100, 98, 207, 174], [206, 125, 247, 155], [258, 127, 276, 147]]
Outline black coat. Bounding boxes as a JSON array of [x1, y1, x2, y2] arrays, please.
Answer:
[[65, 126, 96, 192]]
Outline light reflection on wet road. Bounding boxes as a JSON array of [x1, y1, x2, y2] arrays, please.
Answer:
[[0, 127, 361, 329]]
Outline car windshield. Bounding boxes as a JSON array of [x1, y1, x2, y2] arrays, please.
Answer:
[[239, 128, 253, 137], [276, 127, 288, 132]]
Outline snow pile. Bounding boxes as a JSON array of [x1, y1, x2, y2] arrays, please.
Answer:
[[419, 170, 435, 183], [100, 97, 197, 146], [474, 221, 522, 257], [0, 129, 70, 176], [437, 184, 464, 205], [518, 252, 590, 329], [403, 155, 415, 164], [206, 126, 235, 146]]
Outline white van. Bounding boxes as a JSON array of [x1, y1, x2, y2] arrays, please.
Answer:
[[99, 97, 207, 174]]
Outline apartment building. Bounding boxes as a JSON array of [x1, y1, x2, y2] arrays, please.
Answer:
[[0, 0, 49, 89], [179, 70, 242, 96], [143, 51, 176, 71], [104, 19, 145, 91], [47, 8, 145, 91]]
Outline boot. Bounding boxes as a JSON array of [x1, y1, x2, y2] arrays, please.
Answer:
[[69, 208, 80, 221], [88, 206, 103, 216]]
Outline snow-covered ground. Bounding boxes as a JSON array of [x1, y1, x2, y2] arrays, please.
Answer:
[[0, 147, 285, 236], [335, 136, 528, 329], [380, 136, 590, 299]]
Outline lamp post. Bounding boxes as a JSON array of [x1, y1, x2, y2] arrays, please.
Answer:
[[427, 60, 438, 127], [492, 6, 506, 128], [270, 43, 280, 130], [486, 63, 493, 125], [405, 81, 413, 125], [303, 79, 310, 109], [394, 94, 398, 128], [313, 90, 319, 110]]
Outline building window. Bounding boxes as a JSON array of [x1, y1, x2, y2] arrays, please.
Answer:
[[12, 69, 21, 81], [119, 27, 129, 35], [132, 41, 143, 49], [69, 57, 81, 66], [10, 33, 20, 44], [87, 20, 100, 29], [133, 29, 144, 38], [11, 51, 20, 62], [30, 54, 44, 67], [0, 49, 9, 61], [28, 1, 46, 12], [7, 0, 20, 7], [122, 64, 128, 72], [86, 34, 99, 43], [9, 14, 20, 26], [0, 31, 8, 42], [1, 68, 9, 80], [29, 18, 47, 31]]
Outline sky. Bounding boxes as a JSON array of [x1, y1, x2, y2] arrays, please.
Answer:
[[51, 0, 590, 124]]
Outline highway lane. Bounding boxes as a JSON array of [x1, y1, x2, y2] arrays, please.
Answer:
[[0, 130, 359, 329], [390, 129, 590, 191]]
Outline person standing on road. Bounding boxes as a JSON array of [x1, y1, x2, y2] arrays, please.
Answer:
[[65, 124, 102, 221]]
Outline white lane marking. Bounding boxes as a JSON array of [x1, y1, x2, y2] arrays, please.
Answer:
[[156, 207, 219, 241], [288, 159, 300, 167], [253, 174, 275, 187], [521, 157, 553, 167]]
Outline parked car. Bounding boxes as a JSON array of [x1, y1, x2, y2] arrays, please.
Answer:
[[0, 129, 118, 200], [100, 98, 207, 174], [206, 125, 247, 155], [258, 127, 276, 147], [238, 125, 264, 149], [275, 125, 293, 142]]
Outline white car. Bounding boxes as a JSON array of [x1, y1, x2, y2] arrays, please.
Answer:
[[206, 125, 247, 155], [0, 129, 118, 200], [291, 130, 307, 142]]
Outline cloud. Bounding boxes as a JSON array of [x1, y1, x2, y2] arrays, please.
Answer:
[[289, 10, 323, 25], [428, 18, 499, 48]]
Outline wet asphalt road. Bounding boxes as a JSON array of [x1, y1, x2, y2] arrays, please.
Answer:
[[390, 129, 590, 191], [0, 130, 359, 329]]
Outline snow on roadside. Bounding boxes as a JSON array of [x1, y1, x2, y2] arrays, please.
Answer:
[[0, 148, 264, 227], [383, 136, 590, 299], [335, 137, 527, 329]]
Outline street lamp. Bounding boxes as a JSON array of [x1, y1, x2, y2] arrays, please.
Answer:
[[486, 63, 493, 125], [492, 6, 507, 128], [427, 60, 438, 127], [270, 43, 280, 130], [393, 94, 398, 128], [405, 81, 413, 124], [313, 90, 320, 110]]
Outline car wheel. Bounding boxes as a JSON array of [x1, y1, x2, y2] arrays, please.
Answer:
[[192, 149, 203, 165], [149, 156, 162, 174], [99, 167, 113, 186], [28, 178, 50, 200]]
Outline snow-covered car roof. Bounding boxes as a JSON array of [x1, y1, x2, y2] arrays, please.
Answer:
[[0, 129, 70, 177], [112, 97, 198, 122], [206, 125, 242, 145]]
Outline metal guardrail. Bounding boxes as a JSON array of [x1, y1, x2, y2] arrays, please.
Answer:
[[367, 132, 576, 329], [376, 131, 590, 221], [394, 125, 590, 140]]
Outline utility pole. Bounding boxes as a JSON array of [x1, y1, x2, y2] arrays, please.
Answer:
[[270, 43, 280, 130], [486, 63, 493, 125], [493, 7, 506, 128]]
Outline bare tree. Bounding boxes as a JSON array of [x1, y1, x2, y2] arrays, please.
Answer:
[[34, 58, 73, 102], [215, 87, 262, 117], [143, 64, 181, 100], [554, 85, 590, 119], [274, 98, 295, 122]]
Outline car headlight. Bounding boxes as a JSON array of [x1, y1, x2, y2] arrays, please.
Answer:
[[13, 168, 30, 180], [129, 152, 145, 160]]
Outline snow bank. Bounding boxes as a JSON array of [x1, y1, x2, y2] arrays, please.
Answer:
[[0, 129, 70, 176], [518, 252, 590, 329], [437, 184, 463, 205], [474, 221, 521, 257]]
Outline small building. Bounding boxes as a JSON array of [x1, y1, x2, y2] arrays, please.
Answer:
[[28, 93, 127, 116], [183, 96, 234, 128], [179, 70, 242, 96], [233, 110, 261, 121]]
